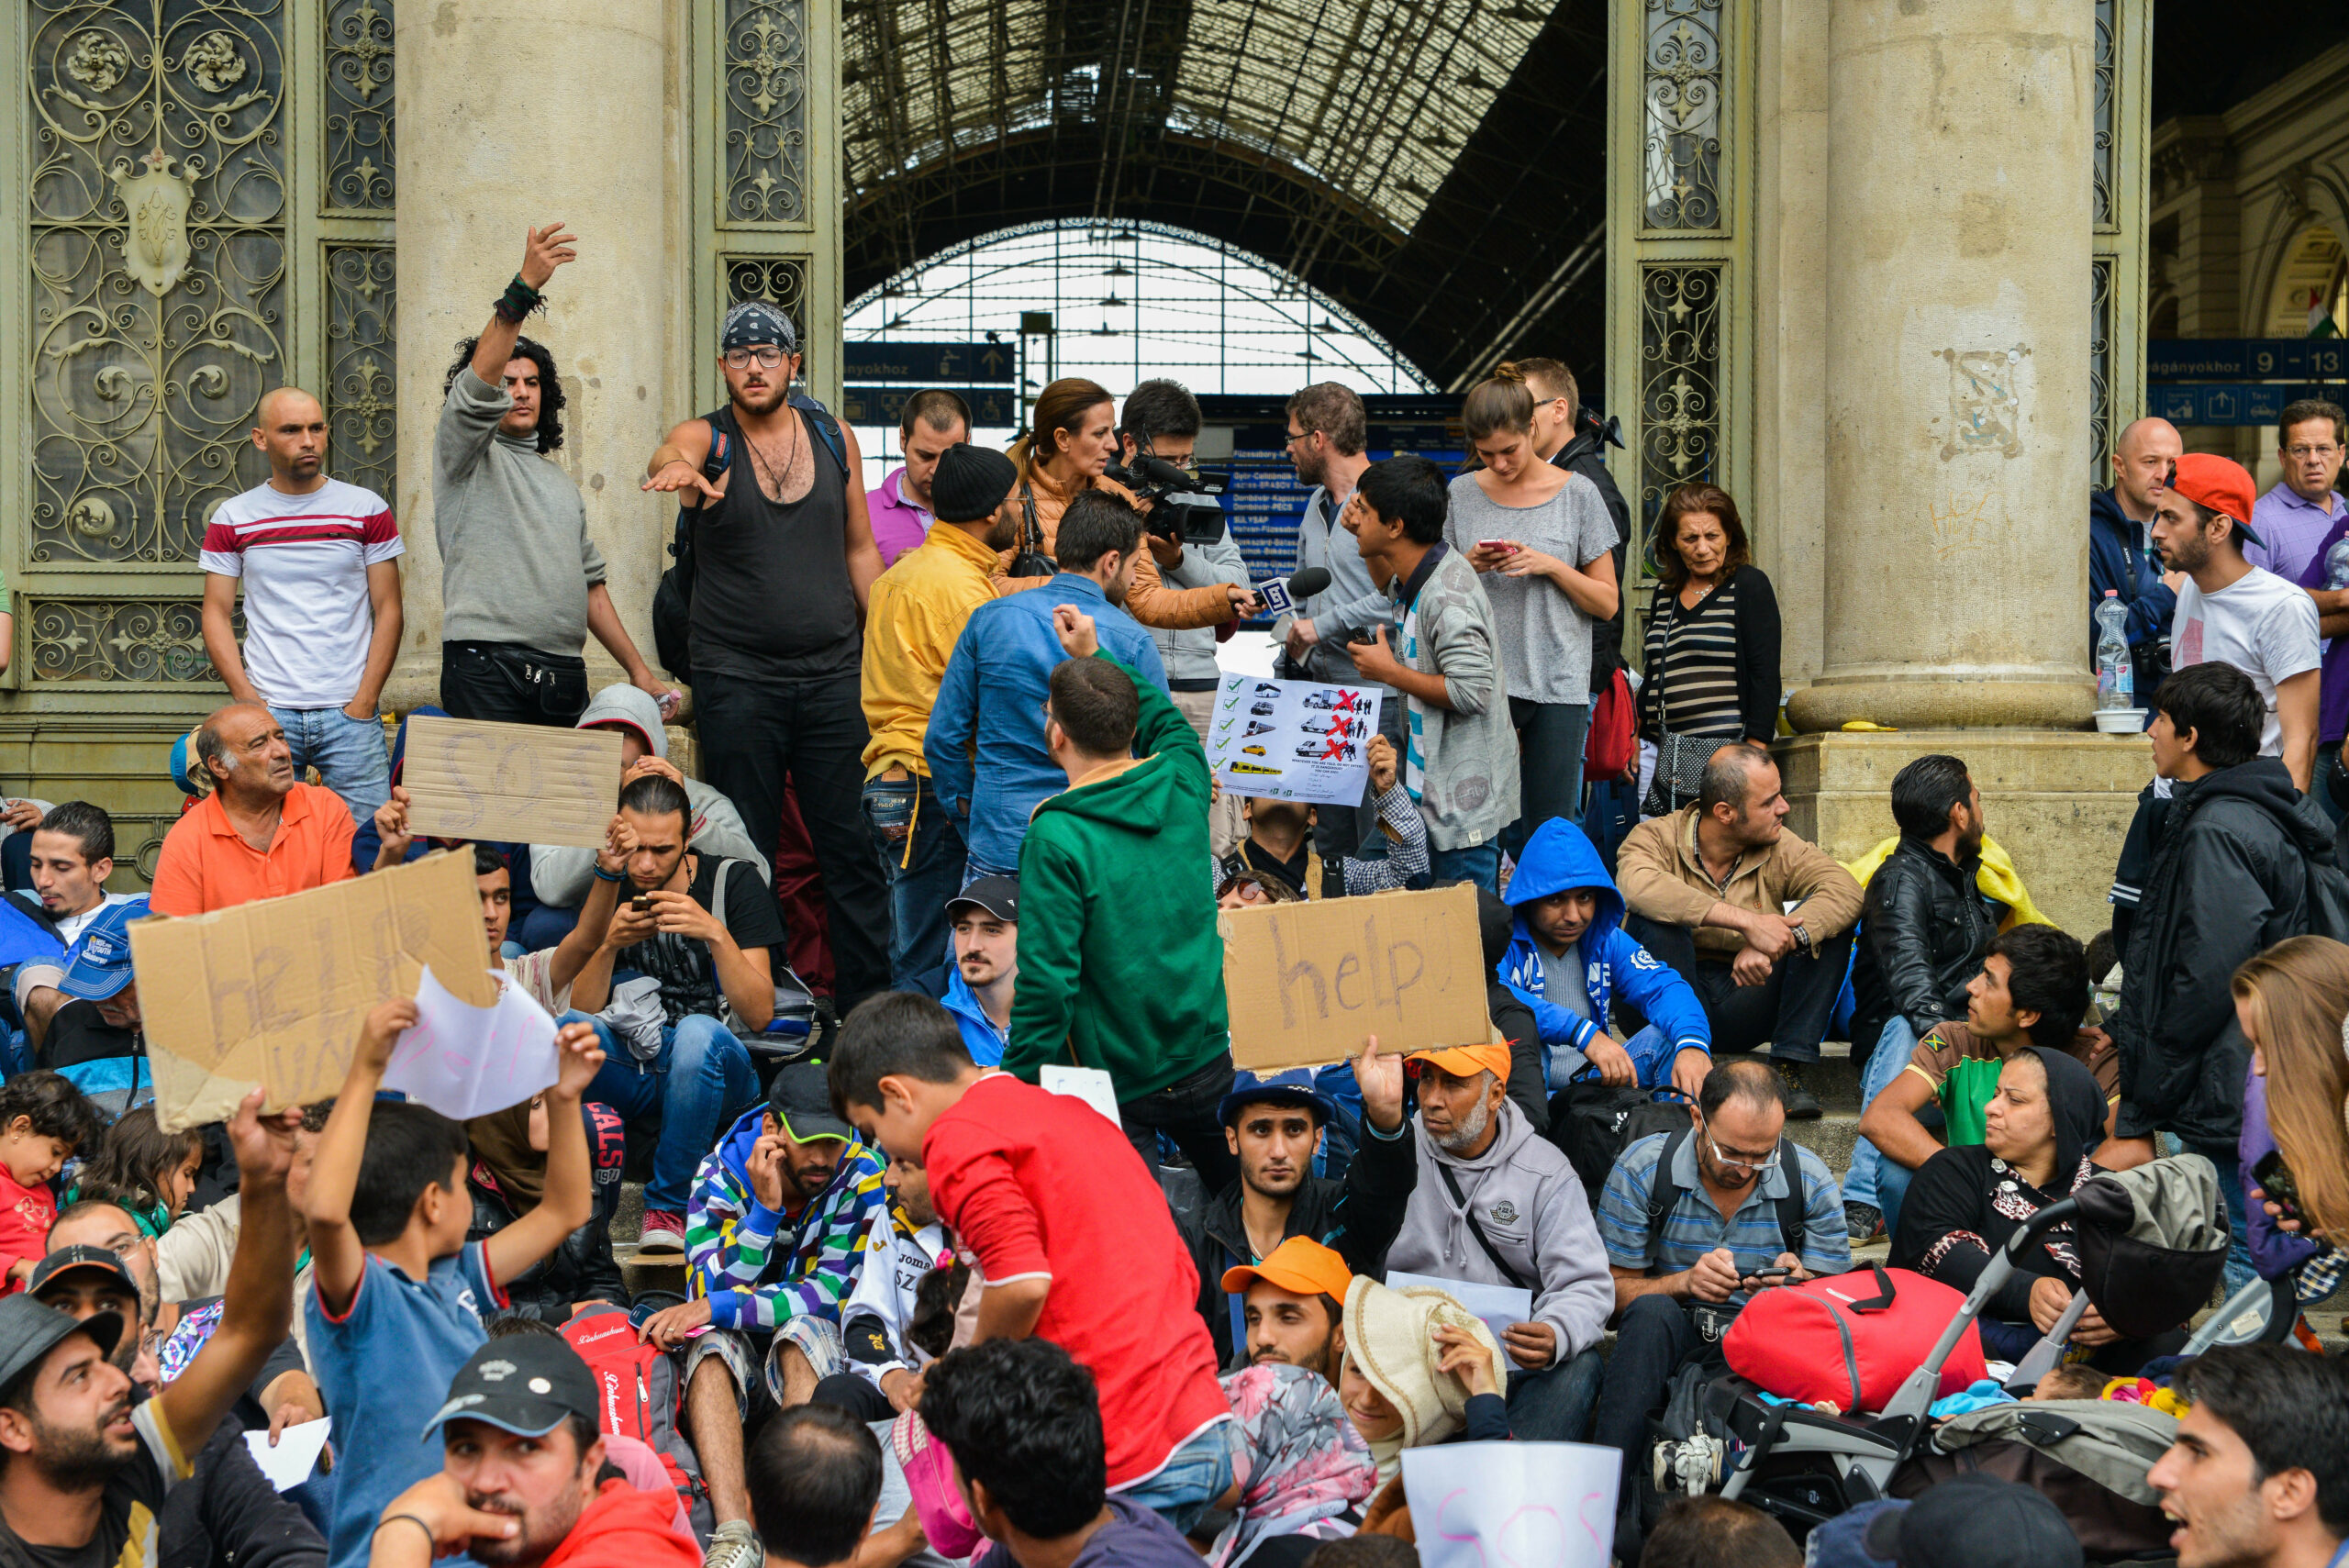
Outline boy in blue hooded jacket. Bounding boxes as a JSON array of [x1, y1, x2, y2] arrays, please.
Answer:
[[1498, 817, 1713, 1098]]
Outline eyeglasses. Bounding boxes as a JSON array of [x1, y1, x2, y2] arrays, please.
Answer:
[[723, 347, 789, 370], [1284, 429, 1314, 448], [1705, 1130, 1782, 1175]]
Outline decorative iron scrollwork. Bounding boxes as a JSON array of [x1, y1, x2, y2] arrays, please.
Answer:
[[1638, 264, 1721, 577], [326, 0, 394, 210], [28, 1, 288, 565], [28, 598, 221, 683], [1642, 0, 1721, 230], [723, 0, 808, 224], [2092, 0, 2115, 231], [327, 247, 395, 500], [2088, 258, 2114, 491]]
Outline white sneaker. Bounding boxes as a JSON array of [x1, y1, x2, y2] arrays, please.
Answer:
[[704, 1519, 761, 1568]]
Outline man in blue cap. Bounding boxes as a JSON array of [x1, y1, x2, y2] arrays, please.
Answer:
[[28, 897, 150, 1106], [1175, 1070, 1382, 1368]]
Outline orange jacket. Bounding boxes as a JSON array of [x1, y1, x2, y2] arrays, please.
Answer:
[[995, 467, 1234, 631]]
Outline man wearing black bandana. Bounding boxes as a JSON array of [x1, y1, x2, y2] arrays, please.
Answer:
[[642, 306, 893, 1013]]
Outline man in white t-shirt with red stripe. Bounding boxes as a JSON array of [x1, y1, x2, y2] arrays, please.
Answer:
[[200, 386, 406, 826]]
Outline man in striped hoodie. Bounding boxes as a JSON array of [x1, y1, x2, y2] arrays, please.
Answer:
[[636, 1062, 885, 1568]]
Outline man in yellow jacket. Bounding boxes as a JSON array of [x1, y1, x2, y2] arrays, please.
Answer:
[[861, 443, 1019, 985]]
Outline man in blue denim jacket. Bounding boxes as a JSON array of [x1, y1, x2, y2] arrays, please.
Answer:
[[925, 492, 1170, 881]]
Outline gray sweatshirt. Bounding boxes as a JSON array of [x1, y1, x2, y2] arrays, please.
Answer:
[[1397, 545, 1520, 851], [1150, 527, 1252, 686], [434, 368, 608, 653], [1375, 1099, 1613, 1362]]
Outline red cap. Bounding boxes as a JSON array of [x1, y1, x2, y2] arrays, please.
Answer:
[[2170, 453, 2263, 548]]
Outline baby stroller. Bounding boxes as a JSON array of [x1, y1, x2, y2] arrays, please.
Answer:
[[1697, 1158, 2230, 1546]]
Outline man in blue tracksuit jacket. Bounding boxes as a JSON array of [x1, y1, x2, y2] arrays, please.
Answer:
[[1497, 817, 1713, 1098], [2090, 467, 2178, 717]]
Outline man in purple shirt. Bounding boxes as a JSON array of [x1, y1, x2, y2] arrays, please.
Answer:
[[2247, 396, 2346, 584], [865, 389, 972, 566], [2289, 399, 2349, 815]]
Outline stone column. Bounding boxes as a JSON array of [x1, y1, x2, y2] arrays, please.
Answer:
[[1785, 0, 2097, 733], [387, 0, 674, 712]]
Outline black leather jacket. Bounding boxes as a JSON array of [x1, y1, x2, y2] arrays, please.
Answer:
[[465, 1102, 629, 1320], [1850, 835, 1997, 1053]]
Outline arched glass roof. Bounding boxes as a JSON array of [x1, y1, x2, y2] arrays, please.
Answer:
[[844, 217, 1432, 484]]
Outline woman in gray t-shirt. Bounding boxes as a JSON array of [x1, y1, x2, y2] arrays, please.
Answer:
[[1446, 364, 1621, 843]]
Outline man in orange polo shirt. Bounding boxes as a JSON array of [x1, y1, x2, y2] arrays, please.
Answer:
[[150, 703, 390, 915]]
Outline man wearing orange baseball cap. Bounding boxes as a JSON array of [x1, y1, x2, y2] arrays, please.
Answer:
[[2153, 450, 2321, 792], [1219, 1236, 1353, 1385], [1338, 1034, 1610, 1444]]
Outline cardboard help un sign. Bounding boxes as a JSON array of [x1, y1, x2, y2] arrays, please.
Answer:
[[1219, 883, 1496, 1071], [131, 850, 500, 1130], [401, 714, 623, 850]]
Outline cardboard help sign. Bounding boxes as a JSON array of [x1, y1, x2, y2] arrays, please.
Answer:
[[401, 714, 622, 850], [1219, 883, 1495, 1071], [131, 851, 499, 1130]]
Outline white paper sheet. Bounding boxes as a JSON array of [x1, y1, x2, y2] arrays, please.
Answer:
[[1400, 1441, 1621, 1568], [380, 964, 561, 1120], [1385, 1270, 1534, 1344], [1039, 1065, 1123, 1129], [1204, 672, 1382, 806], [244, 1418, 331, 1492]]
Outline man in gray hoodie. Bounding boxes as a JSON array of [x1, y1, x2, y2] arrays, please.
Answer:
[[517, 683, 767, 949], [1343, 1036, 1610, 1443], [434, 221, 673, 726]]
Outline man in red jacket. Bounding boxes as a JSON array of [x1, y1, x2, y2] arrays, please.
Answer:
[[829, 991, 1237, 1531], [369, 1336, 698, 1568]]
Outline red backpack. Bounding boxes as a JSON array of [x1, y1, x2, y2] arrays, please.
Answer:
[[561, 1305, 712, 1534], [1583, 666, 1637, 783], [1722, 1265, 1987, 1413]]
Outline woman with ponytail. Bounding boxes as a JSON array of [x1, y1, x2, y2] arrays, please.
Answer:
[[1452, 362, 1622, 850], [1001, 378, 1248, 631]]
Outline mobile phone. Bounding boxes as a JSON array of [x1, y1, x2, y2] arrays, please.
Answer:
[[630, 894, 652, 915], [1476, 539, 1516, 553], [2253, 1151, 2304, 1225], [1741, 1265, 1792, 1287]]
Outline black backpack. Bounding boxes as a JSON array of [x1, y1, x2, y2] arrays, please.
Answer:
[[652, 394, 849, 684], [1552, 1082, 1699, 1205]]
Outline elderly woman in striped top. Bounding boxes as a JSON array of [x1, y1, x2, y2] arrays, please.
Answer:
[[1638, 483, 1782, 817]]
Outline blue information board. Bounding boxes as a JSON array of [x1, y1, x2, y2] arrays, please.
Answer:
[[2146, 339, 2349, 381], [841, 341, 1015, 384], [842, 385, 1023, 428], [2147, 383, 2344, 427]]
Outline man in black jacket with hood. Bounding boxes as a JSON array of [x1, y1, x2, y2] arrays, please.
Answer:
[[1842, 754, 1998, 1240], [2115, 661, 2331, 1284]]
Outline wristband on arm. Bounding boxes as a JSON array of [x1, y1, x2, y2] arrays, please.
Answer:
[[493, 273, 544, 325]]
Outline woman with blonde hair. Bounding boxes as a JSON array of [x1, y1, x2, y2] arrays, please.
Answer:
[[2232, 935, 2349, 1252], [1000, 377, 1248, 630], [1449, 361, 1621, 849]]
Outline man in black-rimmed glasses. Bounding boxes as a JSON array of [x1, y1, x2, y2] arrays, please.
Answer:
[[1584, 1059, 1852, 1562]]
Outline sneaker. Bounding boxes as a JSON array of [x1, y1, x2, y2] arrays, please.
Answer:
[[636, 1209, 686, 1256], [1774, 1059, 1822, 1119], [1845, 1201, 1884, 1243], [704, 1520, 762, 1568]]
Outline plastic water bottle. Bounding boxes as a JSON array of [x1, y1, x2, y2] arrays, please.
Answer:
[[2096, 590, 2132, 710]]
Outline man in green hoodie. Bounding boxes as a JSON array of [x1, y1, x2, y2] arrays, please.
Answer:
[[1007, 606, 1237, 1190]]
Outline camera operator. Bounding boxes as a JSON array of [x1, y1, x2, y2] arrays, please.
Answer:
[[1115, 379, 1252, 857]]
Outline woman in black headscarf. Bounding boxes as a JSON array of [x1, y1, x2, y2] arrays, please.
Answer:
[[1891, 1046, 2158, 1367]]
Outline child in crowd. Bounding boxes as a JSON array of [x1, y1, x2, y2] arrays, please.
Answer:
[[1497, 817, 1715, 1099], [306, 995, 605, 1568], [70, 1105, 204, 1236], [0, 1069, 101, 1292], [1340, 455, 1520, 893], [2027, 1365, 2112, 1401]]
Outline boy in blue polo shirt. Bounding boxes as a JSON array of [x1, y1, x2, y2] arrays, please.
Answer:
[[305, 994, 606, 1568]]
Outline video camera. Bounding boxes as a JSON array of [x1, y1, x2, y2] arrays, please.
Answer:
[[1105, 453, 1231, 545]]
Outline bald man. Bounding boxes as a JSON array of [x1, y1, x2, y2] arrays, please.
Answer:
[[200, 385, 405, 826], [2090, 415, 2184, 719]]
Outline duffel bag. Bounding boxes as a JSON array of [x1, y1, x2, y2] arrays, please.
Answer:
[[1722, 1264, 1986, 1413]]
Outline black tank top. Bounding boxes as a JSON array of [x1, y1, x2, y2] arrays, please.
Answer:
[[686, 404, 860, 683]]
